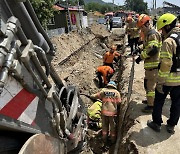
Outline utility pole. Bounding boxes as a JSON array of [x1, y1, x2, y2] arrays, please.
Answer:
[[112, 0, 114, 12], [66, 0, 72, 32], [78, 0, 82, 29]]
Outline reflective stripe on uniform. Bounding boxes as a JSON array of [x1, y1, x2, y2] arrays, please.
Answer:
[[147, 91, 155, 97], [166, 73, 180, 83], [102, 97, 121, 103], [160, 51, 172, 59], [158, 70, 169, 78], [102, 110, 117, 116], [144, 61, 159, 69], [141, 49, 150, 59], [110, 132, 116, 137], [102, 131, 108, 135], [148, 40, 162, 48]]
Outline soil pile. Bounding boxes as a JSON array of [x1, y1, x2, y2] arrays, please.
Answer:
[[51, 25, 112, 105]]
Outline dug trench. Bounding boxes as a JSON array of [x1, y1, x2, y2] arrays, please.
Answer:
[[51, 24, 180, 154], [50, 24, 134, 154]]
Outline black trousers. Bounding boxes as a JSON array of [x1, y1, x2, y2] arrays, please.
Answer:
[[129, 37, 139, 54], [103, 63, 114, 70], [152, 85, 180, 126]]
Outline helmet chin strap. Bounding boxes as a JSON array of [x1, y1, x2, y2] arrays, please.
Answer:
[[164, 25, 172, 34]]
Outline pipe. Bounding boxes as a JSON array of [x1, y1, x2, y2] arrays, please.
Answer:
[[30, 51, 51, 89], [0, 43, 16, 94], [53, 92, 63, 112], [50, 64, 64, 90], [24, 0, 55, 54], [5, 0, 49, 52], [22, 60, 47, 96], [3, 0, 28, 45], [34, 45, 50, 76]]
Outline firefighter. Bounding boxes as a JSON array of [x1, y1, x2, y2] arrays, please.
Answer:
[[153, 15, 158, 28], [95, 65, 114, 88], [90, 81, 121, 144], [135, 14, 162, 113], [177, 15, 180, 27], [126, 16, 140, 55], [109, 17, 113, 31], [87, 100, 102, 130], [103, 44, 120, 70], [147, 13, 180, 134]]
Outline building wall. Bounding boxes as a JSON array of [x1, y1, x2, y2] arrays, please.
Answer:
[[70, 11, 84, 30], [82, 16, 88, 28], [48, 10, 87, 33], [47, 12, 67, 30]]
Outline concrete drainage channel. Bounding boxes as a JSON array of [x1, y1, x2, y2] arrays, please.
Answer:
[[51, 26, 134, 153]]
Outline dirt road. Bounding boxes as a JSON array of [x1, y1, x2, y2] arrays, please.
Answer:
[[123, 53, 180, 154]]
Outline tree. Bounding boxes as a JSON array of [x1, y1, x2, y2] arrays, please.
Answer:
[[75, 0, 85, 5], [125, 0, 148, 13], [85, 2, 114, 14], [30, 0, 55, 29]]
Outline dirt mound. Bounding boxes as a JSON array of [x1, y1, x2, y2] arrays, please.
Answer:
[[51, 29, 95, 70], [89, 24, 111, 38], [51, 26, 112, 105]]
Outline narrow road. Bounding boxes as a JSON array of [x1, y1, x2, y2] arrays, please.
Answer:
[[124, 56, 180, 154]]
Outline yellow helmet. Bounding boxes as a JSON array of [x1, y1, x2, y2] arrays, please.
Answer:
[[157, 13, 177, 30]]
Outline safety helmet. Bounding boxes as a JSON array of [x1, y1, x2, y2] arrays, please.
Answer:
[[111, 44, 117, 50], [137, 14, 151, 28], [157, 13, 177, 30], [107, 81, 117, 89], [126, 16, 133, 23]]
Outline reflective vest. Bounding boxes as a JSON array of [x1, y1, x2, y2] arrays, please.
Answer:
[[91, 88, 121, 116], [88, 101, 102, 121], [158, 27, 180, 86], [140, 28, 162, 69], [126, 21, 140, 39]]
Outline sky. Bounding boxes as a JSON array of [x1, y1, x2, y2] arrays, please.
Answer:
[[103, 0, 180, 8]]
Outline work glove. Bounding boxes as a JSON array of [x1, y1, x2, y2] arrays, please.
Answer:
[[156, 84, 164, 94], [135, 56, 142, 64]]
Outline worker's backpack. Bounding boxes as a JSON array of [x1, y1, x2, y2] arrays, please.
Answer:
[[170, 33, 180, 72]]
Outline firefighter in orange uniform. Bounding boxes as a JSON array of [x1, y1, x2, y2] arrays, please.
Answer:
[[90, 81, 121, 144], [95, 65, 114, 88], [136, 14, 162, 113], [103, 45, 120, 70]]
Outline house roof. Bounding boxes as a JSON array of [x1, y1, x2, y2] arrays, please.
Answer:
[[105, 12, 114, 16], [53, 5, 84, 11]]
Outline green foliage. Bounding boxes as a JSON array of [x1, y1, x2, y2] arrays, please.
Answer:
[[124, 0, 148, 13], [30, 0, 55, 29], [58, 0, 85, 6], [85, 2, 120, 14], [75, 0, 85, 5]]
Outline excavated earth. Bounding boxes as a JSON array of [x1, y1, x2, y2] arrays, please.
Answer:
[[51, 24, 180, 154]]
